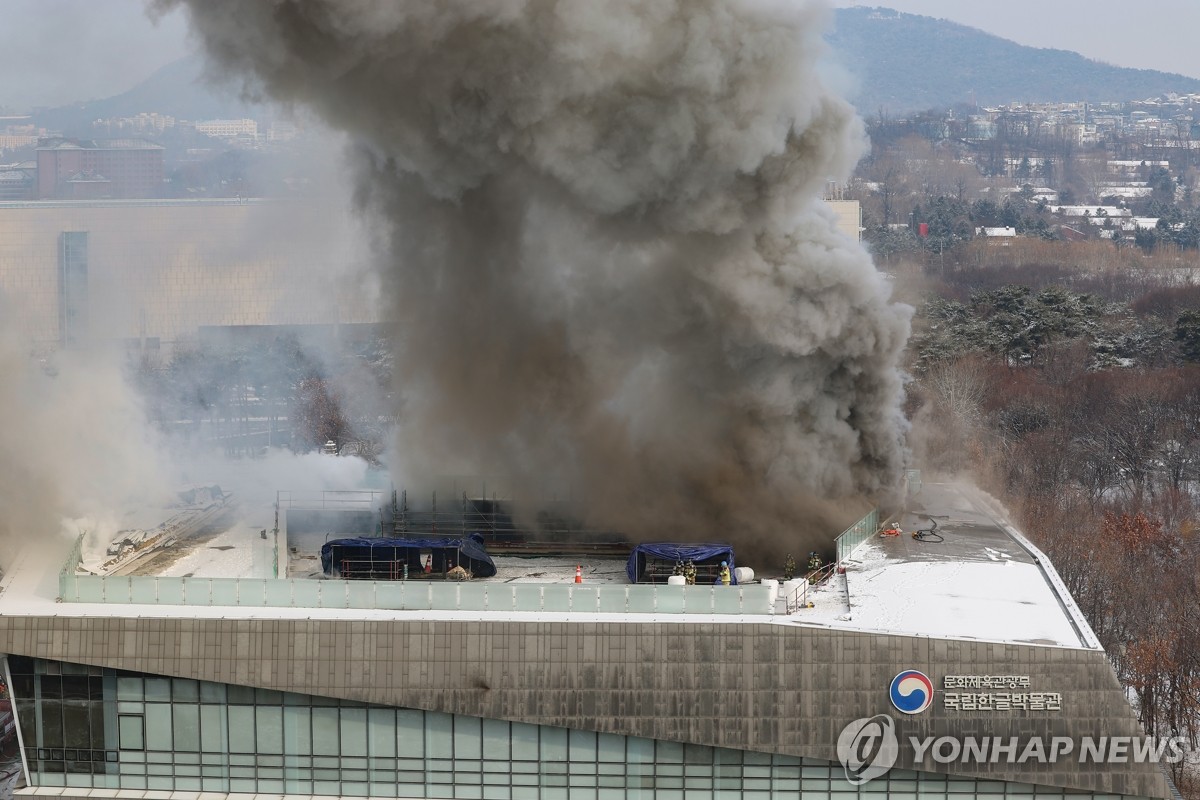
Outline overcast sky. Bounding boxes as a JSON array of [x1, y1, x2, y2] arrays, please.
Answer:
[[0, 0, 191, 112], [3, 0, 1200, 113]]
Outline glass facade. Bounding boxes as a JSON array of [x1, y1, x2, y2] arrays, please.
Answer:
[[8, 656, 1146, 800]]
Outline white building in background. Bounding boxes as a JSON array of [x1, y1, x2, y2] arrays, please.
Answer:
[[826, 199, 863, 242], [193, 119, 259, 139]]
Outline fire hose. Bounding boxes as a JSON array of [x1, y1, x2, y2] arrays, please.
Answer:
[[912, 518, 944, 543]]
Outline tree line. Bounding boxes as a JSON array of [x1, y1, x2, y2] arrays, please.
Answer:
[[908, 260, 1200, 791]]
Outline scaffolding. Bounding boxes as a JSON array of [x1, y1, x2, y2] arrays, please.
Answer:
[[388, 479, 630, 556]]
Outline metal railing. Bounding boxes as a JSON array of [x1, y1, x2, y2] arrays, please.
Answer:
[[782, 580, 809, 613]]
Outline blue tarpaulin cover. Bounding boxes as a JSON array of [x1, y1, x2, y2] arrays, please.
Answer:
[[626, 542, 737, 584], [320, 534, 497, 578]]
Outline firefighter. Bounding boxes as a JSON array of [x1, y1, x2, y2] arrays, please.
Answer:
[[784, 553, 796, 580], [684, 559, 697, 585], [718, 561, 731, 586], [808, 551, 822, 572]]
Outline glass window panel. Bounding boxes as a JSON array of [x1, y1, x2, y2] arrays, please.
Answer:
[[40, 676, 63, 700], [41, 699, 64, 746], [284, 706, 312, 755], [116, 677, 142, 701], [627, 736, 655, 763], [172, 679, 199, 703], [199, 682, 226, 704], [368, 709, 396, 757], [144, 704, 172, 751], [61, 676, 88, 701], [540, 726, 567, 762], [511, 722, 539, 761], [597, 733, 625, 763], [257, 706, 283, 755], [481, 718, 510, 761], [397, 709, 424, 758], [256, 688, 283, 704], [426, 711, 453, 759], [685, 743, 714, 764], [200, 705, 226, 753], [62, 703, 90, 748], [226, 685, 255, 704], [454, 715, 481, 760], [341, 707, 368, 757], [143, 679, 170, 703], [172, 704, 199, 752], [228, 706, 255, 753], [657, 740, 683, 763], [569, 729, 597, 762], [312, 707, 339, 755], [118, 715, 144, 751]]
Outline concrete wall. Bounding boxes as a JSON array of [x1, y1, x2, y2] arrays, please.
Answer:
[[0, 615, 1168, 798]]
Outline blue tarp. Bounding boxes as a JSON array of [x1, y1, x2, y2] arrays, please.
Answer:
[[626, 542, 737, 584], [320, 533, 497, 578]]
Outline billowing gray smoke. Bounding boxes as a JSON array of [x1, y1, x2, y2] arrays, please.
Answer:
[[165, 0, 911, 563]]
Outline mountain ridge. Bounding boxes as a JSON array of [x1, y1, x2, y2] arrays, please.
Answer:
[[28, 8, 1200, 134], [828, 6, 1200, 115]]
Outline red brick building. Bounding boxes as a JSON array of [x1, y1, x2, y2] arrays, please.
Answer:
[[36, 137, 164, 199]]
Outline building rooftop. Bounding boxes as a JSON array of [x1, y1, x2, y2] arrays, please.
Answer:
[[799, 481, 1098, 649], [0, 471, 1099, 651]]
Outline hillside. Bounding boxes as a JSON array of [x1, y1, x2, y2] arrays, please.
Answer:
[[28, 9, 1200, 134], [828, 6, 1200, 115], [33, 55, 261, 134]]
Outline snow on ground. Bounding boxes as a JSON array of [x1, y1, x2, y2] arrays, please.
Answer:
[[794, 481, 1088, 648], [157, 524, 274, 579], [800, 539, 1083, 646]]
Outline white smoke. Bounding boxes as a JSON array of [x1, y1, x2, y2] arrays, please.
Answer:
[[165, 0, 911, 561], [0, 303, 174, 567]]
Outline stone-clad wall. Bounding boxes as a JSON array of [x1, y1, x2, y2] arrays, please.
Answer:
[[0, 615, 1169, 799]]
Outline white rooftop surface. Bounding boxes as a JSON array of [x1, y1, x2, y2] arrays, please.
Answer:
[[797, 481, 1096, 649], [0, 479, 1099, 649]]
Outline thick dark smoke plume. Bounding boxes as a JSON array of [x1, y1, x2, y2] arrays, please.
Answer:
[[166, 0, 911, 564]]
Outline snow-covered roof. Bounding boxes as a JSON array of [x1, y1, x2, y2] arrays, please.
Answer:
[[0, 474, 1098, 650], [1051, 205, 1131, 217], [800, 481, 1097, 650]]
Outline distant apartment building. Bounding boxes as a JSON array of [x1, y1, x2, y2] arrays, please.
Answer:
[[94, 112, 177, 136], [194, 118, 259, 139], [267, 119, 299, 142], [36, 138, 165, 199], [0, 119, 49, 152], [0, 163, 35, 200]]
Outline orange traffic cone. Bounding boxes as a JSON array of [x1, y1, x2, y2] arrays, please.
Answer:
[[574, 565, 583, 584]]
